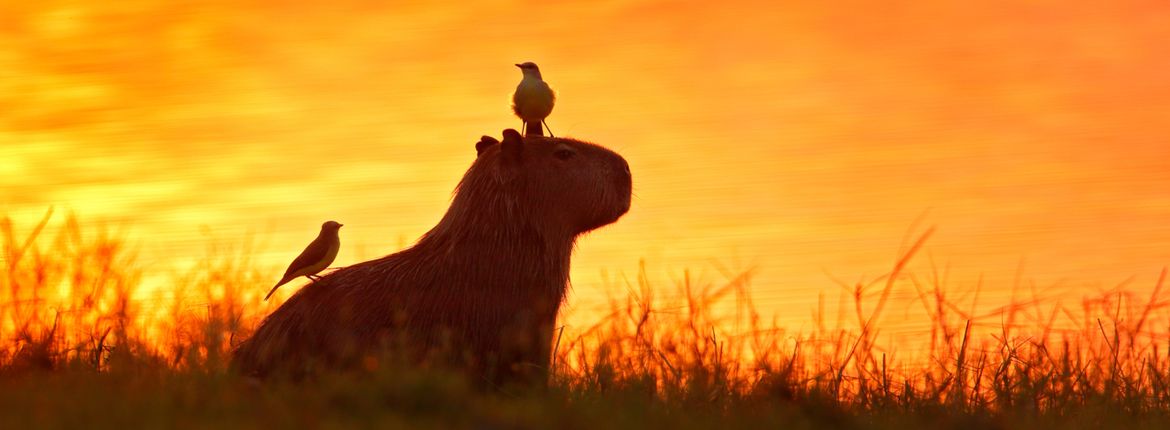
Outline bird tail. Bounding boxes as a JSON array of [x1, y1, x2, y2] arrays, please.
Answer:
[[264, 278, 290, 301], [524, 120, 544, 138]]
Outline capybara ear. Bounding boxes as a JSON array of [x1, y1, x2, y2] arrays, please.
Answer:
[[500, 129, 523, 161], [476, 135, 499, 157]]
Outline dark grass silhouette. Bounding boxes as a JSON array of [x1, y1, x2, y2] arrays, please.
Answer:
[[4, 210, 1170, 427], [231, 129, 632, 386]]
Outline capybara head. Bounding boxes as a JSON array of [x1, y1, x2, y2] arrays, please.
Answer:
[[453, 129, 631, 239]]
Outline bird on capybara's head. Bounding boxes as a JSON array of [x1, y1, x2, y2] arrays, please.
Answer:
[[231, 129, 631, 387]]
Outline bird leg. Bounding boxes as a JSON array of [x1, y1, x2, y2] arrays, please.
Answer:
[[542, 120, 554, 138], [523, 120, 544, 137]]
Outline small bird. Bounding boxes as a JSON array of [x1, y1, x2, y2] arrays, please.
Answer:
[[512, 62, 556, 138], [265, 220, 342, 301]]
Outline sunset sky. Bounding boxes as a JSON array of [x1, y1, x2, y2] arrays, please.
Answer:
[[4, 0, 1170, 338]]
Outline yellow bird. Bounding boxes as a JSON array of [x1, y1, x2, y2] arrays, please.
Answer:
[[512, 62, 556, 138], [265, 220, 342, 301]]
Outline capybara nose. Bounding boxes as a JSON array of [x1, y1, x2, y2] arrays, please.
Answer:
[[613, 157, 632, 209], [612, 157, 630, 181], [618, 159, 631, 187]]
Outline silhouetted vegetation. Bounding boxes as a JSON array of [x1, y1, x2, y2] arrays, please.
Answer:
[[3, 214, 1169, 429]]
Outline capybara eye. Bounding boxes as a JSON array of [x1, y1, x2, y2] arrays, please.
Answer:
[[553, 149, 575, 160]]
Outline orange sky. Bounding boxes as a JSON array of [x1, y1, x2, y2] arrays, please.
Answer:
[[4, 0, 1170, 337]]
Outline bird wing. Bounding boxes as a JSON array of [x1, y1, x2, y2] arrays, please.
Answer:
[[512, 83, 524, 116], [266, 236, 330, 300], [284, 236, 331, 280]]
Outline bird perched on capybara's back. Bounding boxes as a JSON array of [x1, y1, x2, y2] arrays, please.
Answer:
[[231, 129, 632, 386]]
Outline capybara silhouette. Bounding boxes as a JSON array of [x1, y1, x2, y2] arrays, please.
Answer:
[[232, 129, 632, 386]]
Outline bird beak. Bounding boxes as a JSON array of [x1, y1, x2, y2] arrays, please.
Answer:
[[514, 63, 523, 68]]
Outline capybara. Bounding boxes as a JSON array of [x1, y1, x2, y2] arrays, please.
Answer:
[[231, 129, 632, 386]]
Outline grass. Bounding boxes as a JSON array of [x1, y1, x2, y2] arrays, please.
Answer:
[[2, 211, 1170, 429]]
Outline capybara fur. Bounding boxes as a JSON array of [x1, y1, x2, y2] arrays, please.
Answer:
[[231, 129, 632, 387]]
